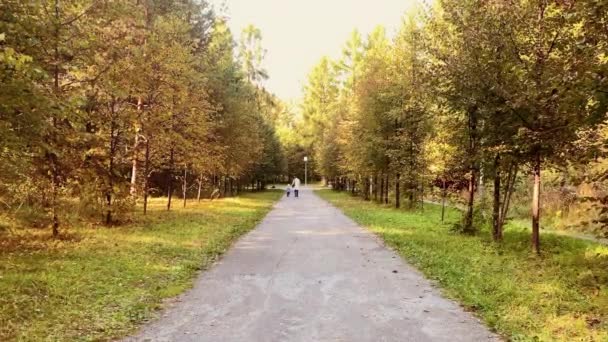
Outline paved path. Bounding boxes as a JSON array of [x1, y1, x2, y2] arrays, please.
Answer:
[[126, 188, 498, 342]]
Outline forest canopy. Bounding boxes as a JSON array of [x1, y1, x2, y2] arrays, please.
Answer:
[[2, 0, 608, 255], [0, 0, 299, 235], [299, 0, 608, 253]]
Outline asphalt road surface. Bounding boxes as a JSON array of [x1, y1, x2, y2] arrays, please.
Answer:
[[126, 188, 498, 342]]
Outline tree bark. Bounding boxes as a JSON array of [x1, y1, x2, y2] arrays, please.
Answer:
[[183, 166, 187, 208], [409, 190, 414, 207], [441, 179, 446, 223], [143, 139, 150, 215], [395, 173, 401, 209], [500, 163, 518, 230], [463, 106, 478, 233], [106, 100, 118, 225], [167, 147, 174, 211], [532, 150, 541, 254], [50, 0, 61, 237], [373, 175, 378, 201], [130, 97, 143, 197], [130, 2, 151, 198], [49, 152, 60, 237], [420, 182, 424, 211], [492, 153, 502, 241], [384, 174, 389, 204], [197, 172, 203, 202], [464, 168, 476, 233], [380, 175, 384, 203]]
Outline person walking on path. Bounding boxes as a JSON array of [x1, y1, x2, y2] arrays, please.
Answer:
[[291, 177, 301, 198], [285, 184, 292, 197]]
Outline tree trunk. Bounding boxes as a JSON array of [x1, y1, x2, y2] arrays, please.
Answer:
[[129, 134, 139, 196], [463, 106, 478, 233], [492, 153, 502, 241], [225, 175, 229, 196], [532, 150, 541, 254], [52, 204, 59, 237], [183, 166, 187, 208], [50, 0, 61, 237], [420, 182, 424, 211], [500, 163, 518, 230], [380, 175, 384, 203], [380, 176, 384, 202], [130, 97, 143, 197], [197, 173, 203, 202], [49, 153, 60, 237], [167, 147, 174, 211], [143, 139, 150, 215], [395, 173, 401, 209], [384, 174, 389, 204], [464, 168, 476, 233], [105, 193, 112, 225], [106, 101, 118, 225], [373, 175, 378, 201], [409, 190, 414, 207], [441, 179, 446, 223]]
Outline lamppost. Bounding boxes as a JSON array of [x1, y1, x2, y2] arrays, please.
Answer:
[[303, 156, 308, 186]]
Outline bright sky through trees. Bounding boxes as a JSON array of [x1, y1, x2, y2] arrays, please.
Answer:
[[212, 0, 422, 100]]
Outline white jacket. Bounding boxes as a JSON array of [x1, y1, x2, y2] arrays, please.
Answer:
[[292, 178, 301, 190]]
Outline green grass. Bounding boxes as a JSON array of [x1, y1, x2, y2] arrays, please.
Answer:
[[507, 218, 608, 246], [317, 189, 608, 342], [0, 191, 281, 341]]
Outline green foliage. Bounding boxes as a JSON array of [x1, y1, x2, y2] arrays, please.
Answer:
[[318, 189, 608, 341], [0, 1, 288, 232], [301, 0, 608, 251]]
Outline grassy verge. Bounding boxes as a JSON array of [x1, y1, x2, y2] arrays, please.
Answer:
[[507, 218, 608, 246], [317, 189, 608, 341], [0, 191, 281, 341]]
